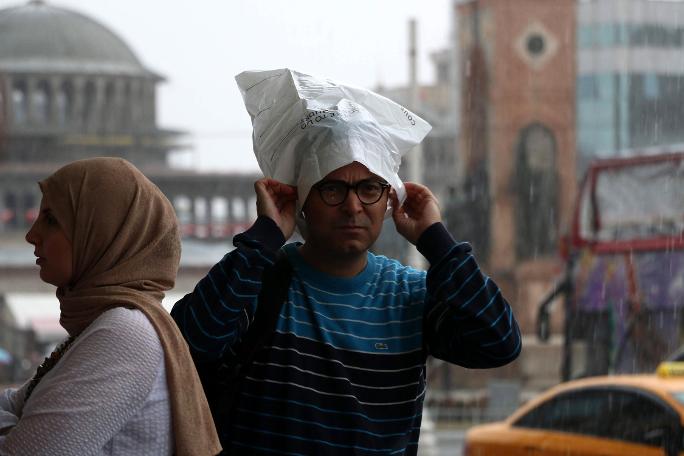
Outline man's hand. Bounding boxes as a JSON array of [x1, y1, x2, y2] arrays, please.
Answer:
[[254, 178, 298, 239], [391, 182, 442, 245]]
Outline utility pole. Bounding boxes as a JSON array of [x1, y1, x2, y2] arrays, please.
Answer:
[[0, 73, 6, 161], [407, 18, 425, 269]]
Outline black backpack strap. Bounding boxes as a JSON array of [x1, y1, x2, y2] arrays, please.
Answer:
[[233, 250, 292, 368], [215, 249, 292, 416]]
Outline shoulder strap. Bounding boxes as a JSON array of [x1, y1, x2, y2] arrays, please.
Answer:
[[213, 249, 293, 437], [232, 249, 292, 366]]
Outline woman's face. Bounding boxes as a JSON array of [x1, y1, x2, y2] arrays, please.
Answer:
[[25, 197, 73, 287]]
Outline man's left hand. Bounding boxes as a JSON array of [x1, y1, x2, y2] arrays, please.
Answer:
[[391, 182, 441, 245]]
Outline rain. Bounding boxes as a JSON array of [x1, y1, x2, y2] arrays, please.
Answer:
[[1, 0, 684, 454]]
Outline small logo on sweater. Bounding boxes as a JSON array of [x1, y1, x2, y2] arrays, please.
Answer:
[[374, 342, 389, 350]]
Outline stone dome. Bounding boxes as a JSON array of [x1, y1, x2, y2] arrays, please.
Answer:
[[0, 0, 156, 77]]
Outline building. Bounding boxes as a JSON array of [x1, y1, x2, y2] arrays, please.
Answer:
[[372, 2, 573, 394], [370, 0, 684, 395], [374, 21, 460, 264], [455, 0, 577, 332], [374, 16, 460, 208], [577, 0, 684, 169], [0, 0, 260, 374], [0, 0, 259, 239], [446, 0, 684, 389]]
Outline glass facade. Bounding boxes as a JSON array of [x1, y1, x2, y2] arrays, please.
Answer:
[[577, 74, 622, 158], [578, 18, 684, 161], [578, 72, 684, 158], [578, 23, 684, 48]]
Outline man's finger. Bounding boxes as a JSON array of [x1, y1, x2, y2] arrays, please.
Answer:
[[272, 182, 297, 199]]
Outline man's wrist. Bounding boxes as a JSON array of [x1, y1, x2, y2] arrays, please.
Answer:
[[416, 222, 460, 265], [241, 215, 287, 251]]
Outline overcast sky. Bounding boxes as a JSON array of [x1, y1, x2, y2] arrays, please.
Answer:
[[2, 0, 454, 172]]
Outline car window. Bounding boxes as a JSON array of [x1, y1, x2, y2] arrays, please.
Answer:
[[513, 387, 679, 447], [513, 389, 611, 437], [672, 392, 684, 406], [604, 390, 676, 447]]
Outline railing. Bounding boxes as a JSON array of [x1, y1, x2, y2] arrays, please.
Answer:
[[426, 403, 488, 426], [425, 380, 528, 426], [179, 222, 252, 239]]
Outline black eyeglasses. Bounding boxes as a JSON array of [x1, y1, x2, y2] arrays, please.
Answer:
[[314, 179, 390, 206]]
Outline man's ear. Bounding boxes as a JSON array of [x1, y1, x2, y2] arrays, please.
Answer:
[[384, 189, 396, 218], [295, 211, 309, 240]]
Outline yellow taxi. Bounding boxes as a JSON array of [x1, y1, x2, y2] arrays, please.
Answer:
[[464, 362, 684, 455]]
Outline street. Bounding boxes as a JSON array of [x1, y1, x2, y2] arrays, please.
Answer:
[[435, 429, 466, 456], [419, 428, 466, 456]]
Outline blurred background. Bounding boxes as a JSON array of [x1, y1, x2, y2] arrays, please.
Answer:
[[1, 0, 683, 454]]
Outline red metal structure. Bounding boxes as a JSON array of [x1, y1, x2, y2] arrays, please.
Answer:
[[538, 152, 684, 381]]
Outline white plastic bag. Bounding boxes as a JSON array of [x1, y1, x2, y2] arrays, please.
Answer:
[[235, 68, 431, 213]]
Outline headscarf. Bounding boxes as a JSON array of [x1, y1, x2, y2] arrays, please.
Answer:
[[39, 157, 221, 456]]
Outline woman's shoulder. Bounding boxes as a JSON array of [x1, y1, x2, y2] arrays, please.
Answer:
[[79, 307, 163, 358], [90, 307, 156, 333]]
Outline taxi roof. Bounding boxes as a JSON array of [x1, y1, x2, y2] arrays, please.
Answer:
[[557, 373, 684, 394], [507, 368, 684, 423]]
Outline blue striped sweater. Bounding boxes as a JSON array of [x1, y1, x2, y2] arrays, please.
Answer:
[[172, 216, 521, 455]]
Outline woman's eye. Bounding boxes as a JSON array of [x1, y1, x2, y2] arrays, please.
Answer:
[[45, 213, 58, 226]]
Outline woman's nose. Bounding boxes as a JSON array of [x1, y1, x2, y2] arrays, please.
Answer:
[[25, 223, 38, 245]]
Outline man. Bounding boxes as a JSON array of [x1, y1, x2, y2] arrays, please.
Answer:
[[172, 69, 521, 455]]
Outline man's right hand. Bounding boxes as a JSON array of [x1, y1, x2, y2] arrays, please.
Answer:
[[254, 178, 298, 239]]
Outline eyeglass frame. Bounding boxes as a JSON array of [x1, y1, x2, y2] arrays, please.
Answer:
[[312, 179, 391, 207]]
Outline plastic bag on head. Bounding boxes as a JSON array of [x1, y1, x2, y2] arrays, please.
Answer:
[[235, 68, 431, 226]]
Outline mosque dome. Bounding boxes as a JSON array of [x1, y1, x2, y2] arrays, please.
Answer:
[[0, 0, 155, 77]]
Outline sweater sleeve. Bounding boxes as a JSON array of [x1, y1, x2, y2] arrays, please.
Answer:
[[0, 381, 28, 436], [0, 308, 165, 456], [417, 222, 522, 368], [171, 216, 286, 361]]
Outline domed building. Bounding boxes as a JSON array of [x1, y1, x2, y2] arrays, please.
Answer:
[[0, 2, 262, 365], [0, 0, 257, 236], [0, 0, 173, 166]]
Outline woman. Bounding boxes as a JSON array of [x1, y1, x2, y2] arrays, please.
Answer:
[[0, 158, 220, 455]]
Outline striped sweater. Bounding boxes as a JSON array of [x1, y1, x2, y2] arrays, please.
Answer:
[[171, 216, 521, 455]]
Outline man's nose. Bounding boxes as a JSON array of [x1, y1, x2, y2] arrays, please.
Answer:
[[341, 190, 364, 213]]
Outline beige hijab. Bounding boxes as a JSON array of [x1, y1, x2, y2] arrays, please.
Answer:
[[40, 157, 221, 456]]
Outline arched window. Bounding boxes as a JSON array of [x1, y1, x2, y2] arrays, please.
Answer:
[[24, 192, 37, 225], [82, 81, 96, 127], [56, 80, 74, 126], [515, 123, 558, 260], [248, 196, 258, 221], [120, 82, 131, 130], [3, 192, 17, 227], [231, 197, 246, 222], [0, 86, 4, 125], [104, 81, 116, 130], [210, 197, 228, 238], [12, 81, 28, 125], [174, 195, 190, 220], [193, 197, 208, 238], [32, 80, 51, 124], [130, 83, 142, 127]]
